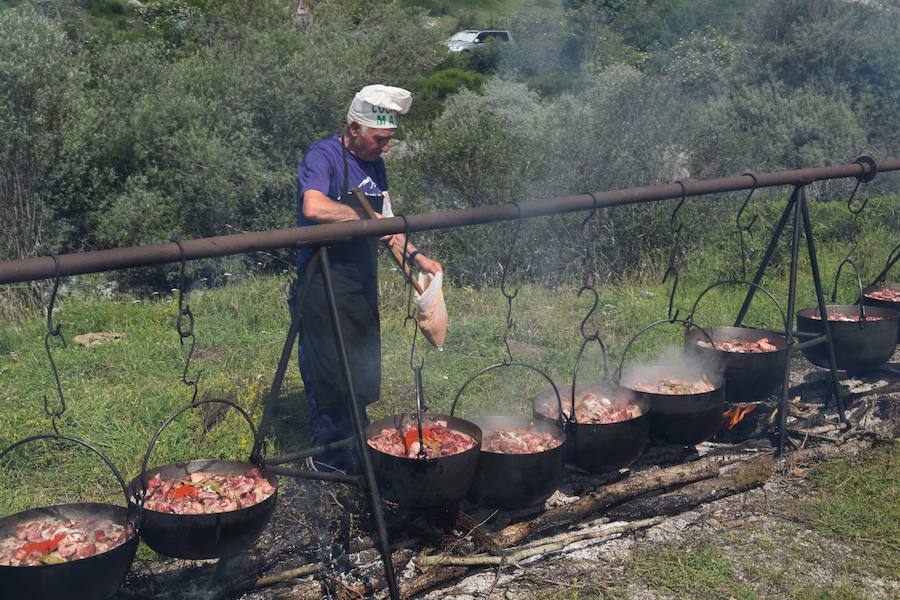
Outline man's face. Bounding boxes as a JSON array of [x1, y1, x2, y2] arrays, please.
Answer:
[[348, 123, 396, 161]]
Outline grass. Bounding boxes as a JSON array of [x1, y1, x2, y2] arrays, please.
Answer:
[[0, 220, 895, 515], [802, 441, 900, 578], [630, 545, 759, 600]]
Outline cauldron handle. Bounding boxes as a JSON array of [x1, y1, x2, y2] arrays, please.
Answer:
[[685, 279, 789, 338], [0, 433, 133, 516], [413, 365, 427, 460], [614, 318, 715, 384], [450, 362, 564, 430], [569, 335, 610, 426], [831, 258, 867, 320], [870, 242, 900, 286], [137, 399, 263, 507]]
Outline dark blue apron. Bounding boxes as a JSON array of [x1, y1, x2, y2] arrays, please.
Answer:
[[296, 141, 383, 449]]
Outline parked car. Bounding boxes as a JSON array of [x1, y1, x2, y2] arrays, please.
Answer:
[[442, 30, 512, 53]]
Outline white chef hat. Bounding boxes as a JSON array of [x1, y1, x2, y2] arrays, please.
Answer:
[[347, 84, 412, 129]]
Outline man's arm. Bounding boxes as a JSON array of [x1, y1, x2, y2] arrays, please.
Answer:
[[301, 189, 362, 223]]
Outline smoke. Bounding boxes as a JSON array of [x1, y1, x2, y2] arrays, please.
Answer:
[[619, 344, 723, 387]]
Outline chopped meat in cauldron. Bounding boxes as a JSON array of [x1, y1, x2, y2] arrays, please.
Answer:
[[809, 310, 883, 322], [0, 517, 132, 566], [141, 468, 275, 515], [367, 420, 477, 459], [538, 390, 643, 424], [865, 288, 900, 302], [631, 376, 716, 395], [482, 428, 563, 454], [696, 337, 779, 353]]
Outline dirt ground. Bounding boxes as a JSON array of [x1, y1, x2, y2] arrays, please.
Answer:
[[116, 350, 899, 600], [420, 466, 898, 600]]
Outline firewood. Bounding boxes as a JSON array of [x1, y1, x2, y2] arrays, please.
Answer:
[[415, 517, 664, 567], [397, 566, 470, 598], [254, 562, 325, 588], [606, 455, 774, 520], [495, 456, 720, 547], [786, 437, 874, 466]]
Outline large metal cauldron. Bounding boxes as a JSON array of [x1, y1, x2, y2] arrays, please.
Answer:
[[621, 365, 725, 446], [451, 362, 566, 509], [617, 319, 725, 447], [0, 435, 139, 600], [466, 415, 566, 509], [861, 283, 900, 341], [684, 281, 790, 403], [534, 382, 648, 473], [796, 305, 898, 373], [365, 412, 482, 509], [128, 400, 278, 559], [685, 326, 788, 402]]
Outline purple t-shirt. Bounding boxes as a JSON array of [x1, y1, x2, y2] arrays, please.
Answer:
[[296, 134, 388, 227], [295, 134, 389, 282]]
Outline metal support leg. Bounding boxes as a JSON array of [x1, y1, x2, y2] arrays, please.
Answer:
[[779, 186, 804, 455], [800, 193, 847, 421], [734, 191, 797, 327], [253, 251, 321, 461], [253, 247, 399, 599], [319, 247, 400, 600]]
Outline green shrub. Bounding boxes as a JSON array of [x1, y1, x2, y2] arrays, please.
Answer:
[[411, 67, 487, 122]]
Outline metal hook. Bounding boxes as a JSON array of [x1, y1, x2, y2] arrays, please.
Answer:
[[662, 266, 680, 322], [500, 202, 523, 302], [580, 192, 601, 288], [396, 215, 424, 371], [172, 240, 198, 404], [847, 155, 877, 215], [736, 172, 760, 279], [42, 254, 66, 434], [578, 286, 601, 341], [500, 202, 523, 363], [670, 181, 686, 236]]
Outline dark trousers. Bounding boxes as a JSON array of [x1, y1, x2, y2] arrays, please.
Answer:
[[290, 266, 379, 474]]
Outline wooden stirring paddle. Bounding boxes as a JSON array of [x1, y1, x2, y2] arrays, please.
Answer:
[[352, 187, 425, 294]]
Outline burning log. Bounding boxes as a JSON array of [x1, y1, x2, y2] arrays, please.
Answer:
[[496, 456, 720, 547]]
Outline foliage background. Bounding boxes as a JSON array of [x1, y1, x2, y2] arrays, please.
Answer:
[[0, 0, 898, 292]]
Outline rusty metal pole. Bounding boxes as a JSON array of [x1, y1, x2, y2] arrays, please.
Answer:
[[1, 159, 898, 284]]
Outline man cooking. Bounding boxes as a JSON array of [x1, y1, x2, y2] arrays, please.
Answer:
[[294, 84, 442, 472]]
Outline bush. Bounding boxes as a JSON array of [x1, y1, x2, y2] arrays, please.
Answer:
[[411, 67, 487, 123]]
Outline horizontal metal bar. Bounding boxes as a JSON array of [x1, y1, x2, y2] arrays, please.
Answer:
[[2, 158, 898, 284], [794, 335, 828, 351], [265, 464, 362, 485], [263, 436, 355, 465]]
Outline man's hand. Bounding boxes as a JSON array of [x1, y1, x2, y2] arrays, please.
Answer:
[[415, 255, 442, 275]]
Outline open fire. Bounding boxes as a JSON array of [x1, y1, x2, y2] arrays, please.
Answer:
[[721, 403, 757, 431]]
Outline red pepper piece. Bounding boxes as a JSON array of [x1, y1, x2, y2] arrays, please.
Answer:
[[168, 483, 200, 499], [22, 533, 66, 556], [404, 426, 431, 450]]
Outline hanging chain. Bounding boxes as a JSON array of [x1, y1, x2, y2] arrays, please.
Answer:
[[500, 202, 523, 363], [579, 192, 601, 290], [662, 182, 686, 321], [579, 193, 602, 341], [42, 254, 67, 434], [173, 241, 199, 404], [735, 172, 759, 280], [838, 157, 878, 269], [398, 215, 424, 372]]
